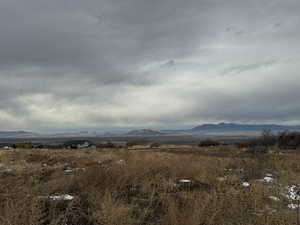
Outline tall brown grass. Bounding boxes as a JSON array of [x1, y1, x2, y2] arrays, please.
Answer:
[[0, 147, 300, 224]]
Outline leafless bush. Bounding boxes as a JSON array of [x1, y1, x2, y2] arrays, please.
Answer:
[[278, 131, 300, 149], [198, 139, 220, 147]]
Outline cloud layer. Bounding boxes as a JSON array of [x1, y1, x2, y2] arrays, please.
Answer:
[[1, 0, 300, 131]]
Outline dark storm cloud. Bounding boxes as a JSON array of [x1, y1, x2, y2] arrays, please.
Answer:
[[0, 0, 300, 130]]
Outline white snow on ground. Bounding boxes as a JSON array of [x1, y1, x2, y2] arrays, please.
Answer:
[[269, 196, 280, 201], [288, 204, 300, 209], [263, 177, 274, 183], [178, 179, 192, 183], [64, 168, 85, 173], [286, 185, 300, 201], [242, 182, 250, 187], [49, 194, 74, 201], [256, 176, 274, 183], [64, 169, 74, 173], [265, 173, 273, 177]]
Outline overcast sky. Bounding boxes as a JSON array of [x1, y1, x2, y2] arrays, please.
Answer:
[[0, 0, 300, 131]]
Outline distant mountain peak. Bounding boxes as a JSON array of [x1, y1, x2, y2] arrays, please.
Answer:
[[126, 129, 162, 136], [191, 123, 300, 132]]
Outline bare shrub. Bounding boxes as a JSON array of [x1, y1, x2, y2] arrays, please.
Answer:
[[93, 192, 137, 225], [278, 131, 300, 149], [198, 139, 220, 147]]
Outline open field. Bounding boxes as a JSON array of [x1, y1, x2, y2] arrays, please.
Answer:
[[1, 146, 300, 225]]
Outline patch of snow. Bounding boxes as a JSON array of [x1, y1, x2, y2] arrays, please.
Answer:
[[242, 182, 250, 187], [269, 196, 280, 201], [288, 204, 300, 209], [256, 177, 274, 183], [64, 168, 73, 173], [286, 185, 300, 201], [265, 173, 273, 177], [178, 179, 192, 183], [49, 194, 74, 201], [263, 177, 274, 183], [64, 168, 85, 173]]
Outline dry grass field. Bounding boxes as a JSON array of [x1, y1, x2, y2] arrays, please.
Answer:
[[1, 146, 300, 225]]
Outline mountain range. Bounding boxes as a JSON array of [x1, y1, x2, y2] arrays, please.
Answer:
[[190, 123, 300, 132], [125, 129, 162, 136], [0, 131, 38, 138], [1, 123, 300, 138]]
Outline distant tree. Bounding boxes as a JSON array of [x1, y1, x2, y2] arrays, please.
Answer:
[[236, 130, 277, 149], [278, 131, 300, 149], [198, 139, 220, 147], [261, 129, 277, 147]]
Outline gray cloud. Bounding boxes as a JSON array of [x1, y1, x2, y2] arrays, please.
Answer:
[[223, 60, 277, 74], [0, 0, 300, 131]]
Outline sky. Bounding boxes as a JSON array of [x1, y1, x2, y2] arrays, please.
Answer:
[[0, 0, 300, 132]]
